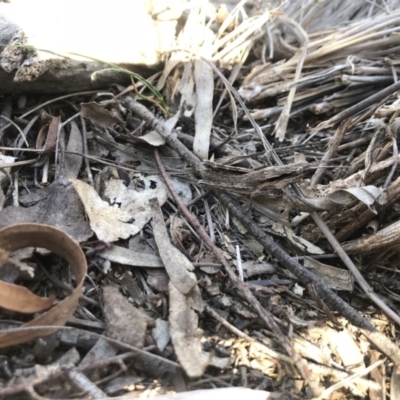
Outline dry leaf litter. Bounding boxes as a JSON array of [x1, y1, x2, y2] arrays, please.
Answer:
[[1, 0, 400, 399]]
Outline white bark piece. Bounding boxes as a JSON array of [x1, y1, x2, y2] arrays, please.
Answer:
[[193, 57, 214, 160]]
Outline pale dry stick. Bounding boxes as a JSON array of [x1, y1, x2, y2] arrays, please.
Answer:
[[0, 146, 41, 152], [63, 363, 107, 399], [310, 22, 400, 59], [315, 359, 384, 400], [60, 112, 81, 129], [274, 15, 308, 142], [310, 119, 350, 188], [383, 125, 398, 190], [214, 0, 248, 42], [212, 13, 271, 60], [287, 12, 400, 64], [14, 115, 40, 150], [122, 98, 400, 363], [308, 363, 382, 391], [12, 172, 18, 207], [320, 79, 400, 128], [312, 214, 400, 327], [336, 151, 400, 190], [80, 115, 94, 186], [205, 304, 294, 364], [0, 159, 38, 169], [153, 149, 322, 396], [302, 96, 390, 148]]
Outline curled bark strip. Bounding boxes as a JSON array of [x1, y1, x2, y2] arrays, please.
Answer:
[[0, 223, 87, 348], [36, 115, 60, 155], [0, 281, 55, 313]]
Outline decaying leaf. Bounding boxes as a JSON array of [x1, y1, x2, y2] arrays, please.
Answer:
[[0, 223, 87, 348], [178, 62, 196, 117], [81, 102, 126, 130], [0, 122, 92, 242], [103, 176, 169, 222], [146, 269, 170, 293], [129, 113, 180, 147], [169, 282, 209, 378], [149, 197, 210, 376], [327, 329, 368, 396], [328, 185, 382, 213], [72, 176, 168, 243], [103, 285, 151, 348], [151, 198, 197, 294], [131, 130, 165, 146], [72, 179, 139, 242], [0, 274, 54, 314], [153, 318, 170, 352]]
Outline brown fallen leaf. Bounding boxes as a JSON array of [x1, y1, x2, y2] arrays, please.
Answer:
[[0, 223, 87, 348], [81, 102, 127, 130]]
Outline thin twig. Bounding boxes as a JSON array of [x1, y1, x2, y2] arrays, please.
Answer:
[[80, 114, 94, 186], [321, 79, 400, 128], [310, 119, 350, 188], [315, 359, 384, 400]]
